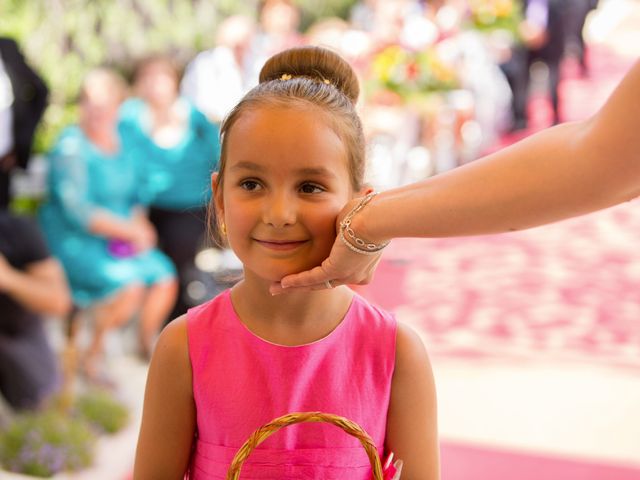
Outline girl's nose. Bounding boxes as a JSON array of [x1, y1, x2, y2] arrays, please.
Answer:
[[263, 193, 296, 227]]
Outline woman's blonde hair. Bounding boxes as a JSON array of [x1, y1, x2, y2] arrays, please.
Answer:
[[79, 67, 128, 104], [209, 46, 365, 245]]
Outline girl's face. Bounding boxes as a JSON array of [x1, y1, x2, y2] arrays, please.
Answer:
[[215, 105, 361, 283]]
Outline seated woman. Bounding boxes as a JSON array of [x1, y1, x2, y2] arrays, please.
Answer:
[[0, 210, 70, 410], [39, 68, 177, 381], [118, 54, 220, 319]]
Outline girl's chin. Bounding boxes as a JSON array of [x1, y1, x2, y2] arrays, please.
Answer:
[[244, 266, 314, 285]]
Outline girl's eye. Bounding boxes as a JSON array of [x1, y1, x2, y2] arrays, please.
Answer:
[[300, 183, 324, 194], [240, 180, 261, 191]]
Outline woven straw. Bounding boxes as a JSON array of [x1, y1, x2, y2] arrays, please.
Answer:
[[225, 411, 384, 480]]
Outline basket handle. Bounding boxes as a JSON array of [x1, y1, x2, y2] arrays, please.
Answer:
[[225, 411, 384, 480]]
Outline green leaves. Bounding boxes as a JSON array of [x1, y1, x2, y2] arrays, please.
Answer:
[[0, 0, 231, 152]]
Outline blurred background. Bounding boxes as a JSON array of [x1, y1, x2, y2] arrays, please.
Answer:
[[0, 0, 639, 479]]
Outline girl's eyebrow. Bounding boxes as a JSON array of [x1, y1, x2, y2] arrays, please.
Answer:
[[231, 161, 336, 178], [230, 161, 265, 172], [297, 167, 336, 179]]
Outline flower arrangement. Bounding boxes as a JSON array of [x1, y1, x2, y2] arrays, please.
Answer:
[[0, 389, 129, 478], [367, 45, 459, 103], [467, 0, 522, 36]]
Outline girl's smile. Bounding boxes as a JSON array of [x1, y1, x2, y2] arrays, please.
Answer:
[[215, 104, 358, 283], [253, 238, 309, 251]]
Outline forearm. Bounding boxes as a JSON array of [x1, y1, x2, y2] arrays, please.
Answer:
[[361, 61, 640, 240], [88, 210, 136, 241], [2, 265, 71, 317]]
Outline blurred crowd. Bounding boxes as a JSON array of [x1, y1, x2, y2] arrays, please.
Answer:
[[0, 0, 601, 412]]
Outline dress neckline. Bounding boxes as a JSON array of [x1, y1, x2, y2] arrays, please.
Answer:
[[223, 289, 357, 350]]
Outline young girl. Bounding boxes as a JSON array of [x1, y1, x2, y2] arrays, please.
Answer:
[[134, 46, 438, 479]]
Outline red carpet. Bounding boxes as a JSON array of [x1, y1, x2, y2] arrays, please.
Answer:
[[440, 441, 640, 480]]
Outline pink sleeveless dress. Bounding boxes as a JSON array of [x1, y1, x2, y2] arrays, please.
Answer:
[[186, 289, 397, 479]]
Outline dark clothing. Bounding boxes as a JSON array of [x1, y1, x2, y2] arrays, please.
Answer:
[[148, 206, 208, 320], [0, 211, 58, 409], [501, 0, 566, 128], [527, 0, 566, 64], [0, 37, 49, 207], [564, 0, 598, 71]]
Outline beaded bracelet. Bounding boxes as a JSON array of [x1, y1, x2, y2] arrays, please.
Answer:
[[339, 192, 390, 255]]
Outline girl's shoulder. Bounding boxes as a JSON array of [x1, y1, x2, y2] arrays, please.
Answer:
[[349, 294, 429, 365], [153, 314, 191, 378], [158, 314, 188, 347], [184, 290, 232, 337], [349, 293, 397, 330], [344, 293, 398, 357]]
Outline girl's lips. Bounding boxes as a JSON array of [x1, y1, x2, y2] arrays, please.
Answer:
[[254, 239, 307, 251]]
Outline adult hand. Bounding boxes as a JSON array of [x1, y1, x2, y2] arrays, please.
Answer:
[[518, 20, 548, 50], [270, 197, 385, 295], [0, 254, 16, 292], [129, 218, 157, 253], [129, 229, 155, 253]]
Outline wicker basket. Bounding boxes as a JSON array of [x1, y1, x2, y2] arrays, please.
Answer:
[[225, 411, 389, 480]]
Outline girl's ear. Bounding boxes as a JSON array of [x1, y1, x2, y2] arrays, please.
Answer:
[[356, 183, 375, 197], [211, 172, 224, 217]]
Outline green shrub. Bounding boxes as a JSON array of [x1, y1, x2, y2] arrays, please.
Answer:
[[0, 0, 358, 153], [75, 389, 129, 434], [0, 412, 95, 477], [0, 388, 130, 476]]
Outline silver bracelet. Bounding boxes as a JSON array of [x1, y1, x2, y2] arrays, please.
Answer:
[[339, 192, 390, 255]]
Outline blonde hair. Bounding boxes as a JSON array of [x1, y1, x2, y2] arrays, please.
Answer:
[[209, 46, 365, 245], [79, 68, 128, 104]]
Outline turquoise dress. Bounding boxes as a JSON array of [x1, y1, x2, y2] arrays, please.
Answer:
[[118, 97, 220, 210], [38, 126, 175, 308]]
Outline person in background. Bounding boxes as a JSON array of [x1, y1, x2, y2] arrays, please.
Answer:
[[0, 210, 70, 410], [39, 69, 177, 382], [181, 15, 257, 125], [0, 37, 49, 209], [247, 0, 304, 83], [119, 55, 220, 319], [501, 0, 565, 130], [564, 0, 599, 75], [274, 59, 640, 293]]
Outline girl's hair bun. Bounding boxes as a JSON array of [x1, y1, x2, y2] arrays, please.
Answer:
[[259, 46, 360, 104]]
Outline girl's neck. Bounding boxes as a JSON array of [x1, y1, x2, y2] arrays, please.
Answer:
[[230, 276, 354, 346]]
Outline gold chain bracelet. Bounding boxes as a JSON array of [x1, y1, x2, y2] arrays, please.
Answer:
[[338, 192, 390, 255]]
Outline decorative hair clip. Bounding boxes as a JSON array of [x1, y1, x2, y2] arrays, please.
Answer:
[[278, 73, 333, 86]]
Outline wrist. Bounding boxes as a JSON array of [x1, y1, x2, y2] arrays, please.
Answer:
[[349, 193, 388, 245], [0, 268, 19, 294], [339, 192, 390, 255]]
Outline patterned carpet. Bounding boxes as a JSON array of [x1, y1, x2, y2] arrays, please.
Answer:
[[363, 34, 640, 373], [364, 202, 640, 371]]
